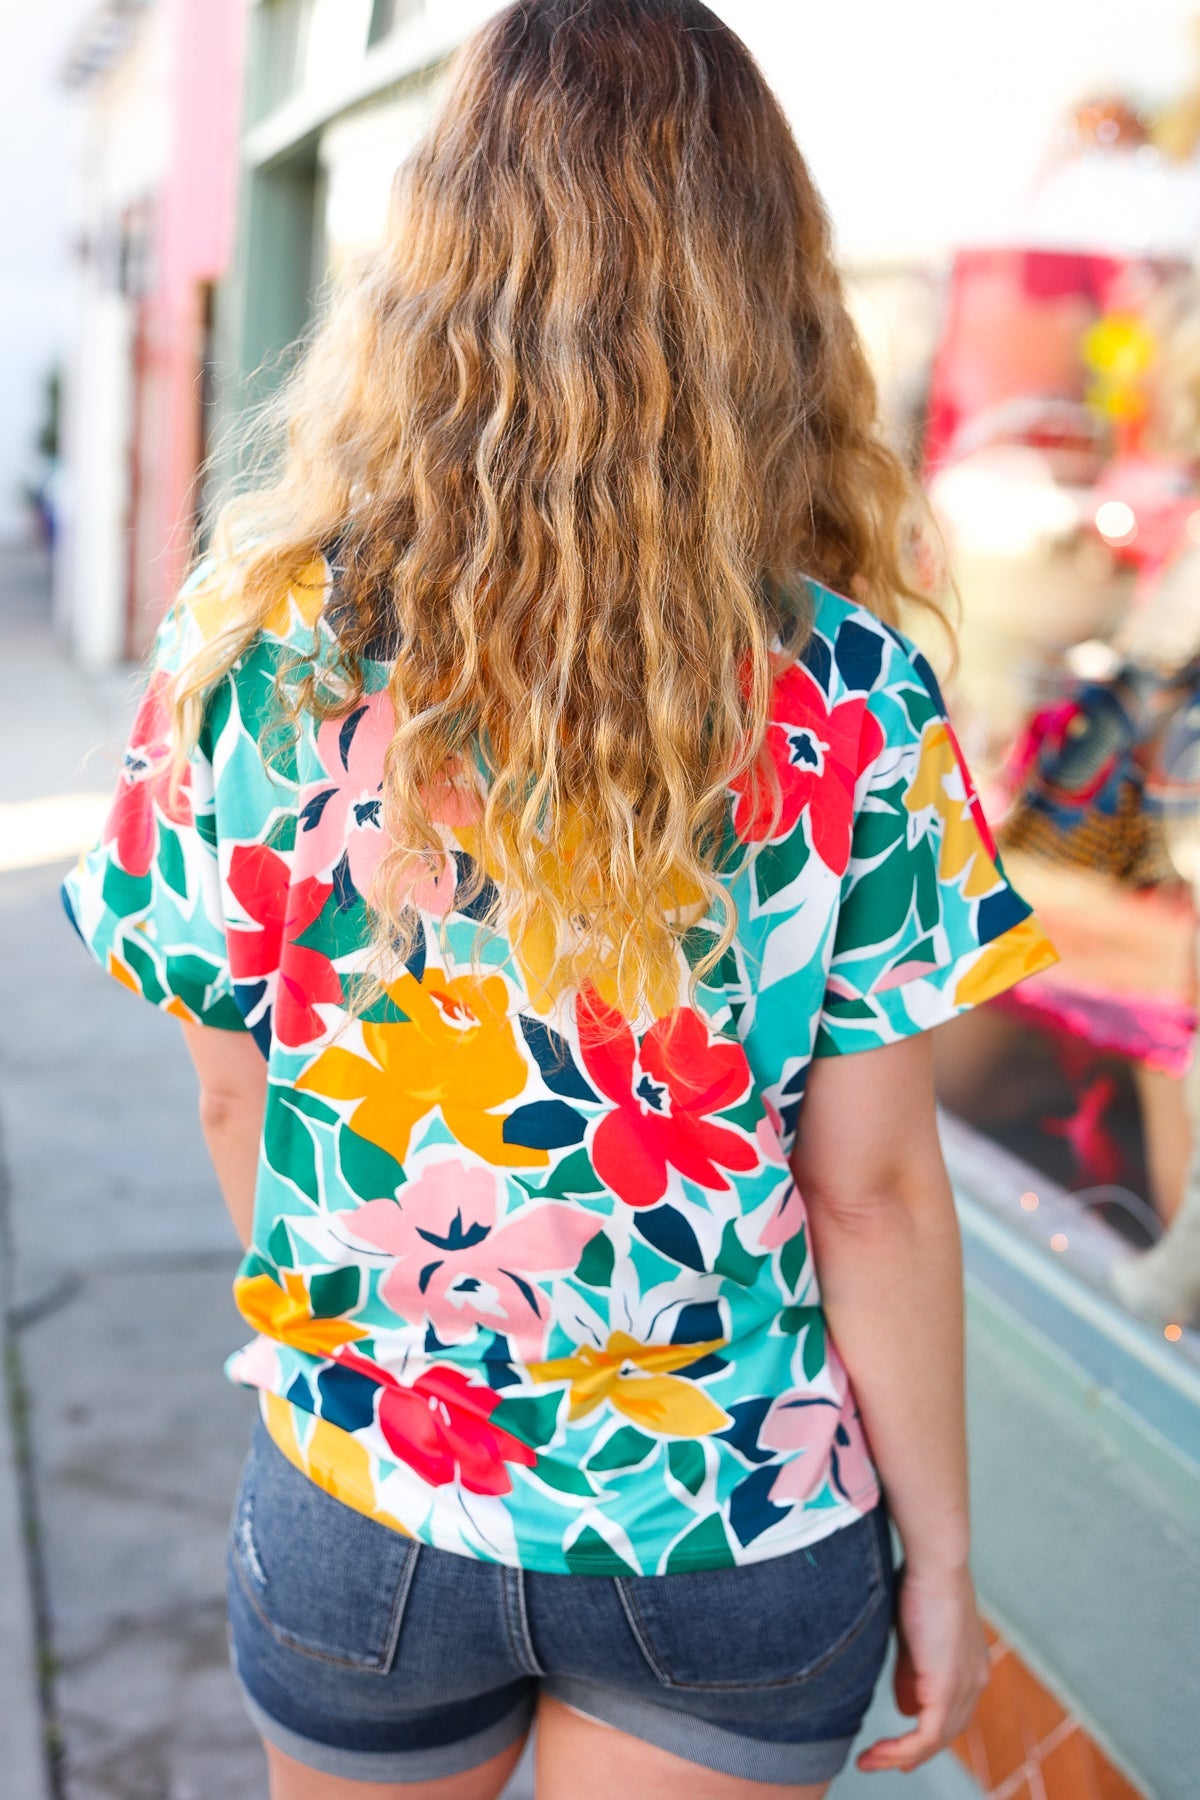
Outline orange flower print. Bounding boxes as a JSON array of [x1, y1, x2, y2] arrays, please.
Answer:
[[233, 1268, 369, 1357], [296, 965, 545, 1167]]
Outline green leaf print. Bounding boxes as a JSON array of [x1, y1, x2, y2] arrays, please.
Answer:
[[267, 1218, 293, 1266], [667, 1440, 707, 1495], [666, 1513, 735, 1571], [528, 1146, 606, 1200], [588, 1427, 656, 1471], [102, 861, 151, 918], [338, 1128, 406, 1199], [491, 1391, 564, 1449], [264, 1095, 320, 1201], [277, 1086, 339, 1127], [848, 791, 908, 861], [156, 825, 188, 898], [837, 840, 922, 948], [752, 823, 811, 904], [802, 1311, 827, 1380], [120, 935, 166, 1005], [779, 1223, 808, 1297], [714, 1219, 767, 1289], [575, 1230, 615, 1289], [564, 1528, 639, 1576], [310, 1267, 360, 1318], [530, 1457, 595, 1497]]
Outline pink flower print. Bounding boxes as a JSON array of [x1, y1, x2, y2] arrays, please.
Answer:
[[297, 702, 480, 914], [297, 694, 396, 899], [344, 1159, 600, 1359], [755, 1178, 806, 1251], [761, 1348, 877, 1508]]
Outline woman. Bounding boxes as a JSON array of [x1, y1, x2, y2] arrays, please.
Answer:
[[64, 3, 1056, 1796]]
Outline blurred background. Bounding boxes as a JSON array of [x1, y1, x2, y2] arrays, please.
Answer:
[[2, 3, 1199, 1797]]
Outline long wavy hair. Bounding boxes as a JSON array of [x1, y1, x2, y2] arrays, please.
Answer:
[[178, 0, 938, 1019]]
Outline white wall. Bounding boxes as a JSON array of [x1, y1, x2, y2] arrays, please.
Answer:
[[714, 0, 1200, 264], [57, 5, 170, 665], [0, 3, 96, 544]]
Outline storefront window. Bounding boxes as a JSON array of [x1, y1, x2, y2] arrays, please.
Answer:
[[914, 100, 1200, 1338]]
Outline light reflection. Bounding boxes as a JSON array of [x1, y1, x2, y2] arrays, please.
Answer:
[[1095, 499, 1137, 544]]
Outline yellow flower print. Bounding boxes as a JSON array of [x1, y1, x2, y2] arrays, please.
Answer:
[[954, 915, 1058, 1008], [261, 557, 329, 638], [262, 1394, 410, 1532], [456, 814, 704, 1021], [233, 1269, 369, 1356], [183, 556, 329, 646], [905, 721, 1001, 900], [529, 1331, 729, 1437], [296, 965, 546, 1168]]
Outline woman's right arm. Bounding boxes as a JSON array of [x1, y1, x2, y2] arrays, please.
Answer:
[[790, 1030, 990, 1775]]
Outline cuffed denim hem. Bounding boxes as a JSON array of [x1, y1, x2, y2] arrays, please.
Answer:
[[544, 1676, 855, 1785], [234, 1673, 534, 1783]]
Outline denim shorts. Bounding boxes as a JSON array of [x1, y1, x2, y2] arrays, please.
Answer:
[[226, 1418, 895, 1786]]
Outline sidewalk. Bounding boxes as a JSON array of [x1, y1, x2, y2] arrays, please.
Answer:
[[0, 545, 272, 1797], [0, 545, 971, 1800]]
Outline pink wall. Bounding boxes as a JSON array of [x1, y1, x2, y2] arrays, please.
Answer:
[[129, 0, 246, 655]]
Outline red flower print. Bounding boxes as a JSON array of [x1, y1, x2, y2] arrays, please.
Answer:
[[103, 673, 192, 878], [335, 1348, 537, 1496], [731, 665, 884, 873], [226, 844, 340, 1047], [577, 994, 757, 1208]]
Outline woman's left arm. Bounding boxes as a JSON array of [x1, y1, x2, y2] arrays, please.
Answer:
[[180, 1023, 268, 1250]]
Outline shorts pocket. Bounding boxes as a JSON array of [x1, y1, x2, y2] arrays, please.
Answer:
[[229, 1421, 419, 1673], [614, 1505, 889, 1691]]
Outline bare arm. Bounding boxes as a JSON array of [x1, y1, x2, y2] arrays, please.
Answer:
[[180, 1022, 268, 1250], [790, 1031, 989, 1775]]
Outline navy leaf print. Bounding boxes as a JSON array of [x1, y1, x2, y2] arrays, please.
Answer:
[[338, 704, 369, 770], [833, 619, 884, 693], [299, 787, 336, 832], [316, 1363, 377, 1434], [671, 1301, 725, 1344], [799, 629, 832, 692], [331, 851, 357, 912], [728, 1464, 792, 1546], [502, 1101, 587, 1150], [519, 1016, 598, 1102], [716, 1397, 777, 1465], [634, 1205, 706, 1271]]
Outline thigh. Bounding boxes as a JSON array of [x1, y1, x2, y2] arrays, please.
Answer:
[[265, 1738, 524, 1800], [535, 1695, 831, 1800]]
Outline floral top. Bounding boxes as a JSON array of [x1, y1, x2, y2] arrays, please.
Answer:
[[63, 563, 1055, 1575]]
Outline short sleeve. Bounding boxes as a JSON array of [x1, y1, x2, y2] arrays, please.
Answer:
[[813, 633, 1057, 1058], [62, 604, 248, 1033]]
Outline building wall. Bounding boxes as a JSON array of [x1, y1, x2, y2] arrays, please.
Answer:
[[0, 2, 96, 548], [59, 0, 245, 665]]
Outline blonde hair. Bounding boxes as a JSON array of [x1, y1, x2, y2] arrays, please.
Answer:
[[179, 0, 936, 1018]]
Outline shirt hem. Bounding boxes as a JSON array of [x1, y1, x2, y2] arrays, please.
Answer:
[[256, 1390, 881, 1577]]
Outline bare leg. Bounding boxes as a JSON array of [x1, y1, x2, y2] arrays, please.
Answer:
[[534, 1694, 832, 1800], [265, 1736, 525, 1800]]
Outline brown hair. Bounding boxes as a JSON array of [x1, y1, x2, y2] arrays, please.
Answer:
[[180, 0, 937, 1018]]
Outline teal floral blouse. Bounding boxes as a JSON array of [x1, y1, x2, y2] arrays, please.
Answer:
[[63, 563, 1055, 1575]]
